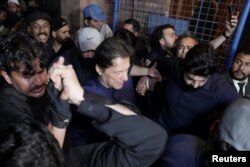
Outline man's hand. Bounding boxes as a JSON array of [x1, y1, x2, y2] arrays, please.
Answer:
[[49, 57, 84, 106], [136, 76, 148, 96], [225, 12, 239, 37], [148, 63, 162, 81]]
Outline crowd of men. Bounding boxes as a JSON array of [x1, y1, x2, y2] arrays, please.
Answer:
[[0, 1, 250, 167]]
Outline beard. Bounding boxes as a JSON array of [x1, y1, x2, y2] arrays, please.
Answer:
[[80, 56, 95, 69], [231, 70, 247, 81]]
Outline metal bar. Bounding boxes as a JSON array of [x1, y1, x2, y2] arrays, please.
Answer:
[[224, 0, 250, 71], [112, 0, 119, 32]]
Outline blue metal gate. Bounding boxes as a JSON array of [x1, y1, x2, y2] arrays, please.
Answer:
[[112, 0, 249, 70]]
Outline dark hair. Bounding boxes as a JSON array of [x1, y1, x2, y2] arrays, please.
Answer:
[[114, 28, 136, 48], [236, 46, 250, 56], [175, 31, 198, 47], [0, 31, 47, 75], [150, 24, 175, 49], [0, 118, 64, 167], [123, 18, 140, 33], [95, 37, 134, 69], [184, 43, 217, 76]]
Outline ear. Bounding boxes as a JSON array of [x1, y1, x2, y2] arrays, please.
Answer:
[[1, 71, 12, 84], [95, 65, 102, 76], [159, 38, 165, 46], [84, 19, 88, 27], [52, 31, 56, 38]]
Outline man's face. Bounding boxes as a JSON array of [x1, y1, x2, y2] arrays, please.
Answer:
[[28, 19, 51, 44], [81, 50, 95, 59], [7, 2, 18, 14], [98, 57, 130, 89], [184, 73, 209, 89], [4, 58, 48, 98], [0, 10, 7, 24], [160, 28, 177, 49], [53, 25, 71, 43], [85, 19, 102, 31], [231, 53, 250, 81], [176, 37, 197, 58]]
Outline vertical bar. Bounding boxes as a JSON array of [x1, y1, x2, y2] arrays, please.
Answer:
[[112, 0, 119, 32], [224, 1, 250, 71]]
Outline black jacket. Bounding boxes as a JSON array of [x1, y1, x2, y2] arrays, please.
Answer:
[[65, 95, 167, 167]]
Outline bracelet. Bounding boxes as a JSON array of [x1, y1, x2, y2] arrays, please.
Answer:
[[223, 32, 230, 39]]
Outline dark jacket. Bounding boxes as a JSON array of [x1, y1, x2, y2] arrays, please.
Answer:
[[0, 83, 50, 131], [65, 93, 167, 167], [222, 72, 250, 97]]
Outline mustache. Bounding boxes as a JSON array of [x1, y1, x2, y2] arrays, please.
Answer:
[[37, 33, 48, 36], [30, 84, 45, 92], [233, 70, 246, 77]]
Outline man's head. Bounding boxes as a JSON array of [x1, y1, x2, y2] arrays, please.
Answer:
[[7, 0, 19, 14], [123, 18, 140, 36], [183, 44, 217, 89], [51, 17, 71, 44], [176, 32, 198, 58], [230, 47, 250, 81], [77, 27, 102, 59], [150, 24, 177, 50], [82, 4, 107, 31], [95, 37, 134, 89], [0, 31, 48, 98], [114, 28, 136, 48], [0, 118, 63, 167], [215, 97, 250, 151], [0, 6, 7, 24], [26, 11, 51, 44]]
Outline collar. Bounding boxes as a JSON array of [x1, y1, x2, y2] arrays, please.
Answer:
[[233, 78, 248, 85]]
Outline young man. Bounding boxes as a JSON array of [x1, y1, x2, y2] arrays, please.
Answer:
[[0, 31, 70, 147], [122, 18, 150, 66], [49, 17, 75, 60], [145, 24, 177, 66], [26, 11, 60, 65], [82, 3, 113, 40], [223, 47, 250, 97], [154, 44, 239, 138], [26, 11, 51, 44]]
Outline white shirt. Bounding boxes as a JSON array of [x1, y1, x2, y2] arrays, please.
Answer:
[[233, 78, 248, 95]]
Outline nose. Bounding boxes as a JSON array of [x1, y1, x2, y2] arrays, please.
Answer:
[[239, 63, 245, 70], [192, 81, 199, 88], [66, 32, 70, 38], [121, 72, 128, 81], [33, 74, 43, 85]]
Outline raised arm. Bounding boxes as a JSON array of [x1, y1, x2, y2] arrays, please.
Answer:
[[49, 57, 167, 167], [209, 12, 239, 49]]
